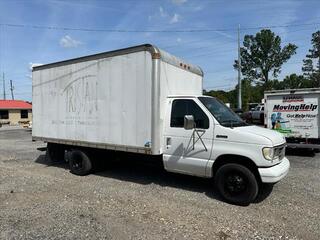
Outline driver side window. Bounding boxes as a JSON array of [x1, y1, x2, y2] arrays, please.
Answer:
[[170, 99, 209, 129]]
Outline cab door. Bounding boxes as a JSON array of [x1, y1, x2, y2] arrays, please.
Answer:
[[162, 98, 214, 177]]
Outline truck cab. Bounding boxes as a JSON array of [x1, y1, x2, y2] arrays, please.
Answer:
[[163, 96, 289, 204]]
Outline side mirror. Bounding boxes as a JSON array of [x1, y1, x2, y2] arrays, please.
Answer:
[[184, 115, 195, 130]]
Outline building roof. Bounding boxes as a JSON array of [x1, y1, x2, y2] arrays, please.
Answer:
[[0, 100, 32, 110]]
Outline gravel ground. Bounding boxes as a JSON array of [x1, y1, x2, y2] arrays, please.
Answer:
[[0, 127, 319, 240]]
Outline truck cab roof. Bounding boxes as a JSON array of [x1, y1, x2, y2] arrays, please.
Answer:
[[167, 95, 206, 99]]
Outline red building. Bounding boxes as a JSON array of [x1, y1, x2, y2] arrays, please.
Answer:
[[0, 100, 32, 125]]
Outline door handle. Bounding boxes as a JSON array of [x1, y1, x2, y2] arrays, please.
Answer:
[[166, 137, 171, 149]]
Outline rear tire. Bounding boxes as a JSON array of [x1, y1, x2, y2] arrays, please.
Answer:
[[68, 149, 92, 176], [215, 163, 258, 205]]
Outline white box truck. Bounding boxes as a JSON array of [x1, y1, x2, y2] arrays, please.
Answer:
[[32, 44, 289, 204], [265, 88, 320, 149]]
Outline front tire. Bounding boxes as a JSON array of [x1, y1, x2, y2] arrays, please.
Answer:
[[68, 150, 92, 176], [215, 163, 258, 205]]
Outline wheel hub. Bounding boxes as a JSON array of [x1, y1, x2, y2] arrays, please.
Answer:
[[226, 174, 246, 193], [73, 158, 82, 170]]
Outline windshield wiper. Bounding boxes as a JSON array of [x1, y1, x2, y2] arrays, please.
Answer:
[[220, 119, 247, 128]]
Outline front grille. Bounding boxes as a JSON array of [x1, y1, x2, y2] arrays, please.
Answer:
[[275, 145, 286, 160]]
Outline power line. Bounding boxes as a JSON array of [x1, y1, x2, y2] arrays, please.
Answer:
[[159, 27, 320, 60], [181, 33, 319, 59], [0, 21, 317, 65], [0, 21, 319, 33]]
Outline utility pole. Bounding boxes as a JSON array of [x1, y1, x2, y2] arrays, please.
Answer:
[[237, 24, 242, 110], [10, 80, 14, 100], [2, 72, 5, 100]]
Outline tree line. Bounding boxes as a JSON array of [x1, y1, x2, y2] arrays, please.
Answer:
[[204, 29, 320, 110]]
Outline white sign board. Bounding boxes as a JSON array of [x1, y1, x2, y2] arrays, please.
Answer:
[[266, 94, 319, 138]]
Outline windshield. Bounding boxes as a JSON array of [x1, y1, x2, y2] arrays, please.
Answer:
[[198, 97, 247, 127]]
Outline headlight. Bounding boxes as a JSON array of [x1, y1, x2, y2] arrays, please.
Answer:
[[262, 147, 275, 161]]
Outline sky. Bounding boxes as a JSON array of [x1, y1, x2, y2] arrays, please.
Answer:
[[0, 0, 320, 101]]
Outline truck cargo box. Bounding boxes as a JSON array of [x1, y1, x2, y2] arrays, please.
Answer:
[[32, 44, 203, 155], [265, 88, 320, 147]]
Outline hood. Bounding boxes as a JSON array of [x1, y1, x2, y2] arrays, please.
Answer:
[[215, 125, 286, 146], [237, 125, 285, 146]]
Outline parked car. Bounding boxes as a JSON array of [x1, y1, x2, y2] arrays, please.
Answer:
[[233, 108, 243, 117], [243, 104, 264, 125], [251, 104, 265, 124]]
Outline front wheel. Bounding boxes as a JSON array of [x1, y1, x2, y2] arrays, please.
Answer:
[[214, 163, 258, 205]]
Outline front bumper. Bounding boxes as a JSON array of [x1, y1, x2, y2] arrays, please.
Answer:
[[258, 157, 290, 183]]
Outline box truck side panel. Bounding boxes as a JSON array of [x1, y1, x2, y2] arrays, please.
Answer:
[[266, 93, 319, 138], [159, 61, 202, 97], [33, 51, 153, 150]]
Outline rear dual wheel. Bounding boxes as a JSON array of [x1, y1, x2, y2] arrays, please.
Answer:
[[215, 163, 259, 205], [68, 150, 92, 176]]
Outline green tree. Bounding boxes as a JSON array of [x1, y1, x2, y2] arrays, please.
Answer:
[[235, 79, 262, 110], [281, 74, 310, 89], [204, 90, 231, 104], [302, 30, 320, 86], [234, 29, 297, 85]]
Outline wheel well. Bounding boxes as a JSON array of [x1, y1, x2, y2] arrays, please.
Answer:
[[212, 154, 261, 183]]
